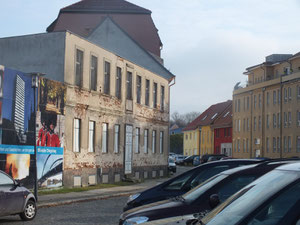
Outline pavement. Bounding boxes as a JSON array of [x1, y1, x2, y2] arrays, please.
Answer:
[[37, 177, 169, 208]]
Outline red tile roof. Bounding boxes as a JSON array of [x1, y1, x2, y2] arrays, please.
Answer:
[[211, 102, 232, 128], [183, 100, 232, 131]]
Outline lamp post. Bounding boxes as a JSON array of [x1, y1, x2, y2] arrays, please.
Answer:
[[30, 72, 45, 201]]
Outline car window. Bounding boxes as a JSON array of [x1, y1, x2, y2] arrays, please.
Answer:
[[189, 165, 230, 189], [246, 181, 300, 225], [217, 175, 257, 202], [0, 172, 14, 185], [164, 171, 194, 191]]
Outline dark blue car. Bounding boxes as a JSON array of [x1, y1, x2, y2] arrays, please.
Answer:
[[123, 159, 261, 211], [0, 171, 37, 221]]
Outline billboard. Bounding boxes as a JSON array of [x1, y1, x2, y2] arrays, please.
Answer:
[[0, 66, 65, 188]]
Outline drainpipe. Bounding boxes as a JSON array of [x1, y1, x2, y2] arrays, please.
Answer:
[[168, 77, 175, 154], [250, 91, 253, 158], [280, 76, 283, 158], [198, 127, 202, 156], [262, 88, 265, 157]]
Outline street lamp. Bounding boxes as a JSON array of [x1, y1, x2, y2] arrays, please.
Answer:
[[30, 72, 45, 201]]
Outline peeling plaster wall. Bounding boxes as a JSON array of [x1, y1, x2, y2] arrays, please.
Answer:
[[63, 32, 170, 186]]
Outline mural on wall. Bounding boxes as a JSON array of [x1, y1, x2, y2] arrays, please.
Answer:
[[0, 66, 65, 188]]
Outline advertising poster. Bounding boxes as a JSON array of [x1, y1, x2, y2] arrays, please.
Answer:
[[0, 66, 65, 188]]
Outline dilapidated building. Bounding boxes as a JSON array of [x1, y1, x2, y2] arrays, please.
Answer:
[[0, 1, 175, 187]]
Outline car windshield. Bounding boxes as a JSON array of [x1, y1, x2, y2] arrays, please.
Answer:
[[182, 174, 227, 202], [169, 158, 175, 163], [202, 170, 299, 225]]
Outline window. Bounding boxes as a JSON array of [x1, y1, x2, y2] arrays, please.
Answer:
[[114, 125, 120, 153], [243, 118, 246, 132], [88, 121, 95, 152], [288, 87, 292, 100], [73, 119, 81, 152], [278, 89, 281, 104], [136, 75, 142, 104], [258, 116, 261, 130], [243, 139, 246, 153], [288, 136, 291, 152], [284, 136, 287, 152], [273, 137, 276, 153], [247, 96, 250, 110], [298, 111, 300, 126], [104, 61, 110, 94], [159, 131, 164, 154], [273, 91, 276, 104], [258, 94, 261, 108], [75, 49, 84, 87], [235, 100, 237, 112], [266, 115, 269, 129], [145, 79, 150, 106], [126, 71, 133, 100], [90, 55, 98, 91], [153, 82, 157, 108], [102, 123, 108, 153], [247, 118, 249, 131], [266, 92, 269, 106], [160, 86, 165, 111], [266, 137, 269, 153], [277, 137, 281, 153], [237, 139, 240, 152], [253, 117, 256, 131], [115, 67, 122, 99], [238, 119, 241, 132], [273, 114, 276, 128], [246, 138, 249, 152], [135, 128, 140, 153], [297, 136, 300, 152], [254, 95, 257, 109], [152, 130, 156, 153], [288, 112, 292, 126], [0, 173, 14, 185], [284, 112, 287, 127], [277, 113, 281, 128], [144, 129, 149, 153], [238, 99, 240, 112], [284, 88, 288, 102], [297, 85, 300, 99]]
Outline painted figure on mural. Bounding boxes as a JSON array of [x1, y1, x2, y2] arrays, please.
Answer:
[[37, 121, 47, 146], [46, 121, 60, 147]]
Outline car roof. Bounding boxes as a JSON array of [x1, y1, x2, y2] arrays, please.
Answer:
[[275, 162, 300, 172]]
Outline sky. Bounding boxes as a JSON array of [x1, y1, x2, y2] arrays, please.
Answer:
[[1, 0, 300, 114]]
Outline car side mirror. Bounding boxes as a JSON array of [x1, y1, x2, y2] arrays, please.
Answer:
[[209, 194, 220, 209], [14, 180, 22, 187]]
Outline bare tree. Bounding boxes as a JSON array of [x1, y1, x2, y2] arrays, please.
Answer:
[[170, 111, 201, 127]]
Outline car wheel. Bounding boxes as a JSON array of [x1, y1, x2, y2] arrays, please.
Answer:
[[20, 199, 37, 221]]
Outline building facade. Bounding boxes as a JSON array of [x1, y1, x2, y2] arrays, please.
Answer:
[[212, 104, 232, 156], [0, 28, 174, 187], [233, 53, 300, 158], [183, 100, 232, 156]]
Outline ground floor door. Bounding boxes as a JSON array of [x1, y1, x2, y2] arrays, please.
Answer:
[[124, 125, 133, 174], [221, 143, 232, 157]]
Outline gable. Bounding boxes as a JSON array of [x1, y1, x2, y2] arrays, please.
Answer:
[[87, 17, 174, 81]]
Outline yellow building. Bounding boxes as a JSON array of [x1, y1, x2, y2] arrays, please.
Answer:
[[183, 101, 232, 156], [233, 53, 300, 159]]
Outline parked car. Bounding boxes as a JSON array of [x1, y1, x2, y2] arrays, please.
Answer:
[[0, 171, 37, 221], [168, 157, 177, 173], [119, 160, 297, 225], [183, 155, 199, 166], [123, 159, 263, 212], [193, 156, 201, 166], [200, 162, 300, 225], [201, 154, 226, 164], [174, 155, 186, 165]]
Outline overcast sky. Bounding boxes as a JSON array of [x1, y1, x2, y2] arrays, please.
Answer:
[[1, 0, 300, 114]]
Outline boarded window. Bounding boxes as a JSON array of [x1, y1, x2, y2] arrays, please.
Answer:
[[153, 82, 157, 108], [145, 79, 150, 106], [126, 71, 133, 100], [114, 125, 120, 153], [73, 119, 81, 152], [102, 123, 108, 153], [90, 55, 98, 91], [75, 49, 84, 87], [136, 75, 142, 104]]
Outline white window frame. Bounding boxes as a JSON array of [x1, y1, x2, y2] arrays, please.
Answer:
[[102, 123, 108, 153], [159, 131, 164, 154], [144, 129, 148, 153], [114, 125, 120, 153], [88, 121, 95, 152], [152, 130, 156, 153], [73, 118, 81, 152], [135, 128, 140, 153]]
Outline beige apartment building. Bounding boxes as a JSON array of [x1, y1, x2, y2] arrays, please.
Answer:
[[233, 53, 300, 159]]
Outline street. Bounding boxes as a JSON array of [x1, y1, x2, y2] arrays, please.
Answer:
[[0, 166, 190, 225]]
